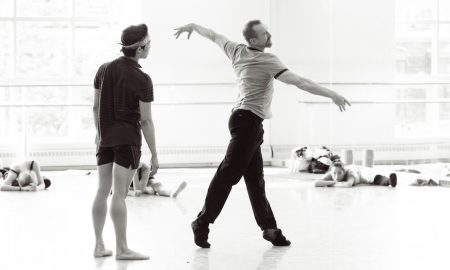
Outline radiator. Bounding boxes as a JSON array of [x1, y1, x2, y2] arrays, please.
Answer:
[[0, 145, 273, 168]]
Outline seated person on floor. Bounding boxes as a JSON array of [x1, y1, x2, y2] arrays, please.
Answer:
[[0, 160, 51, 191], [314, 158, 397, 188], [128, 162, 187, 198], [289, 146, 333, 173]]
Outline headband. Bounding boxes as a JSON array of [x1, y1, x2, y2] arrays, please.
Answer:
[[120, 35, 150, 49]]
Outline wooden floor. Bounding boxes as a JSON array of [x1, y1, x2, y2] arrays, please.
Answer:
[[1, 166, 450, 270]]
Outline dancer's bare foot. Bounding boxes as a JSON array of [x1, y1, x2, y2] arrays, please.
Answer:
[[94, 246, 113, 258], [115, 249, 149, 260]]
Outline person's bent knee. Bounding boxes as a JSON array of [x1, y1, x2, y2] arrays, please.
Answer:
[[140, 162, 150, 171]]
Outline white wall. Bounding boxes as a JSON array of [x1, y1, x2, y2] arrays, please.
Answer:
[[141, 0, 399, 149], [269, 0, 398, 147], [138, 0, 429, 149], [140, 0, 272, 150], [3, 0, 447, 167], [131, 0, 445, 164], [141, 0, 269, 84]]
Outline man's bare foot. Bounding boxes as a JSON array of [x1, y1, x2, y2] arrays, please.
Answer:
[[115, 249, 149, 260], [94, 247, 113, 258]]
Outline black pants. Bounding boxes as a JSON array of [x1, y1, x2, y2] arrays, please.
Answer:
[[196, 109, 277, 230]]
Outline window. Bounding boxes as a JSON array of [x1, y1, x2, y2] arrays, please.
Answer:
[[0, 0, 139, 146], [396, 88, 427, 123], [439, 86, 450, 120], [395, 0, 450, 138]]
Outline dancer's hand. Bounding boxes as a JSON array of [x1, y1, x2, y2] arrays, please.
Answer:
[[174, 24, 194, 39], [29, 183, 37, 191], [331, 93, 351, 112], [21, 185, 36, 191], [149, 156, 159, 177]]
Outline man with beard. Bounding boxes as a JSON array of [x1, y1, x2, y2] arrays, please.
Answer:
[[174, 20, 350, 248]]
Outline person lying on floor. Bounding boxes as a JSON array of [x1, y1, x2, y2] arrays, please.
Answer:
[[314, 158, 397, 188], [0, 160, 51, 191], [128, 162, 187, 198]]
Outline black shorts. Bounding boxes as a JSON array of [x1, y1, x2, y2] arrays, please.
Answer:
[[96, 145, 141, 170]]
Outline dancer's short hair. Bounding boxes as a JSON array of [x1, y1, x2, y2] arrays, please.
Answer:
[[243, 20, 262, 44], [121, 24, 149, 57], [331, 158, 344, 168]]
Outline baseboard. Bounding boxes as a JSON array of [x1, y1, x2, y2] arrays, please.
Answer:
[[1, 143, 448, 169], [0, 145, 273, 168]]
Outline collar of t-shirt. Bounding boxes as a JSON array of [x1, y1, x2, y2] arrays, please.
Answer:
[[120, 56, 142, 68], [247, 46, 263, 52]]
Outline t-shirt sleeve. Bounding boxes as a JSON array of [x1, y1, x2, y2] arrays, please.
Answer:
[[93, 64, 106, 89], [222, 41, 245, 62], [266, 54, 288, 79], [135, 75, 154, 103]]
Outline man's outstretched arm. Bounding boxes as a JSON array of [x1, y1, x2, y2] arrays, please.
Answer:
[[174, 23, 229, 49], [277, 70, 351, 112]]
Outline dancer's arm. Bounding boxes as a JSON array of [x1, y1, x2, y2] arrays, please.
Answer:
[[314, 180, 336, 187], [334, 177, 355, 188], [0, 167, 20, 191], [93, 89, 100, 145], [131, 172, 141, 192], [139, 101, 159, 177], [30, 161, 45, 191], [277, 71, 351, 112], [0, 185, 34, 191], [137, 163, 151, 190], [314, 172, 335, 187], [0, 181, 21, 191], [174, 23, 229, 50], [0, 178, 34, 191]]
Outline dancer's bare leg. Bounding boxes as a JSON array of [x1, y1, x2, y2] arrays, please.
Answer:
[[169, 181, 187, 198], [111, 163, 149, 260], [92, 163, 113, 257], [127, 174, 143, 197], [134, 163, 154, 195], [150, 180, 187, 198]]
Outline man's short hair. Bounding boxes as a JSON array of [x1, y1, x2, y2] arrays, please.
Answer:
[[121, 24, 148, 57], [242, 20, 262, 44]]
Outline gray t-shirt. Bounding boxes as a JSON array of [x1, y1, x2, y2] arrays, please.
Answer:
[[223, 41, 288, 119]]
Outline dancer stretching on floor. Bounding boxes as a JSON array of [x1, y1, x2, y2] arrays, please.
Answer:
[[174, 20, 350, 248], [314, 158, 397, 188], [0, 160, 51, 191], [128, 162, 187, 198]]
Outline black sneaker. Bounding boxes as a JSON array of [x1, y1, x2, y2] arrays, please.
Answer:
[[389, 173, 397, 187], [191, 220, 210, 248], [263, 228, 291, 246]]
